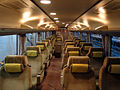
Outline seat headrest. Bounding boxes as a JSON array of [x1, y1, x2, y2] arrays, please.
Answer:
[[26, 50, 38, 57], [71, 64, 89, 73], [4, 63, 24, 73], [68, 51, 80, 56], [66, 42, 75, 45], [66, 47, 80, 52], [108, 64, 120, 74], [90, 47, 104, 51], [79, 41, 85, 46], [56, 37, 62, 41], [36, 42, 46, 46], [67, 56, 89, 67], [84, 46, 92, 51], [92, 51, 103, 58], [107, 57, 120, 65], [37, 45, 45, 51], [5, 55, 28, 66], [26, 46, 41, 54], [104, 57, 120, 74]]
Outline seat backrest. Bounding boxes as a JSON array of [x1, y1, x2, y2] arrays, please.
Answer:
[[82, 43, 92, 51], [36, 42, 46, 51], [87, 47, 105, 58], [63, 56, 96, 90], [79, 40, 86, 47], [75, 39, 80, 45], [65, 42, 75, 48], [42, 39, 50, 46], [99, 57, 120, 90], [5, 55, 28, 67], [26, 46, 41, 57], [64, 40, 73, 45], [66, 47, 81, 56], [0, 55, 32, 90], [56, 36, 62, 41]]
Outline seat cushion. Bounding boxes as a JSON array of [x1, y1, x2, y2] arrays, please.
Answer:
[[27, 50, 38, 57], [108, 64, 120, 74], [71, 64, 88, 73], [4, 63, 24, 73]]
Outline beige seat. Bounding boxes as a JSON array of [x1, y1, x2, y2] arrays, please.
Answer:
[[79, 40, 86, 47], [36, 42, 50, 69], [99, 57, 120, 90], [0, 55, 32, 90], [87, 47, 105, 78], [54, 36, 63, 57], [62, 56, 96, 90], [81, 42, 92, 55], [62, 47, 81, 68], [62, 42, 75, 55], [74, 39, 81, 47], [26, 46, 44, 86], [42, 39, 52, 59]]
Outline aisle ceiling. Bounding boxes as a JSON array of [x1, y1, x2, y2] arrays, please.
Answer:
[[32, 0, 101, 27]]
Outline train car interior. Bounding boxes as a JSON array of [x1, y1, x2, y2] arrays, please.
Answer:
[[0, 0, 120, 90]]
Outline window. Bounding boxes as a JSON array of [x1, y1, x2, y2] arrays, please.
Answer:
[[90, 34, 102, 47], [0, 35, 17, 62], [25, 33, 37, 48], [82, 33, 87, 41], [111, 36, 120, 57]]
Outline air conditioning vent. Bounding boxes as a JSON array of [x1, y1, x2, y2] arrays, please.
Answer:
[[0, 0, 28, 9]]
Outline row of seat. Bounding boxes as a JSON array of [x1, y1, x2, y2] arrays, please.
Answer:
[[54, 34, 63, 57], [0, 35, 56, 90], [61, 35, 120, 90]]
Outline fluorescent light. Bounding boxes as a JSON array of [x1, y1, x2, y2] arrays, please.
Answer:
[[54, 18, 58, 20], [50, 13, 56, 15], [40, 0, 51, 4], [65, 24, 69, 27], [99, 7, 106, 13], [62, 22, 65, 24], [56, 21, 59, 23], [23, 12, 31, 19]]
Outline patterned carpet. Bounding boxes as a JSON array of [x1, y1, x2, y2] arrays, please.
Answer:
[[41, 58, 62, 90]]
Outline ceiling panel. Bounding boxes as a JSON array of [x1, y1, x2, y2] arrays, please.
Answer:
[[0, 0, 57, 29], [33, 0, 101, 27], [70, 0, 120, 30]]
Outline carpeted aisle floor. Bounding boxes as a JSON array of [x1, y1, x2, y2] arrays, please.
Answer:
[[41, 58, 62, 90]]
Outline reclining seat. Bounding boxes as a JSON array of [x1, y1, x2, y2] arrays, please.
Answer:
[[79, 40, 86, 47], [73, 37, 78, 42], [54, 36, 63, 57], [42, 39, 52, 59], [0, 55, 32, 90], [87, 47, 105, 78], [62, 41, 74, 59], [62, 47, 81, 68], [26, 46, 44, 86], [81, 43, 92, 55], [63, 40, 75, 52], [75, 39, 81, 47], [56, 36, 63, 43], [99, 57, 120, 90], [62, 56, 96, 90], [36, 42, 50, 69]]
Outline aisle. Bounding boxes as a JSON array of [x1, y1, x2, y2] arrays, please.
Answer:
[[41, 58, 62, 90]]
